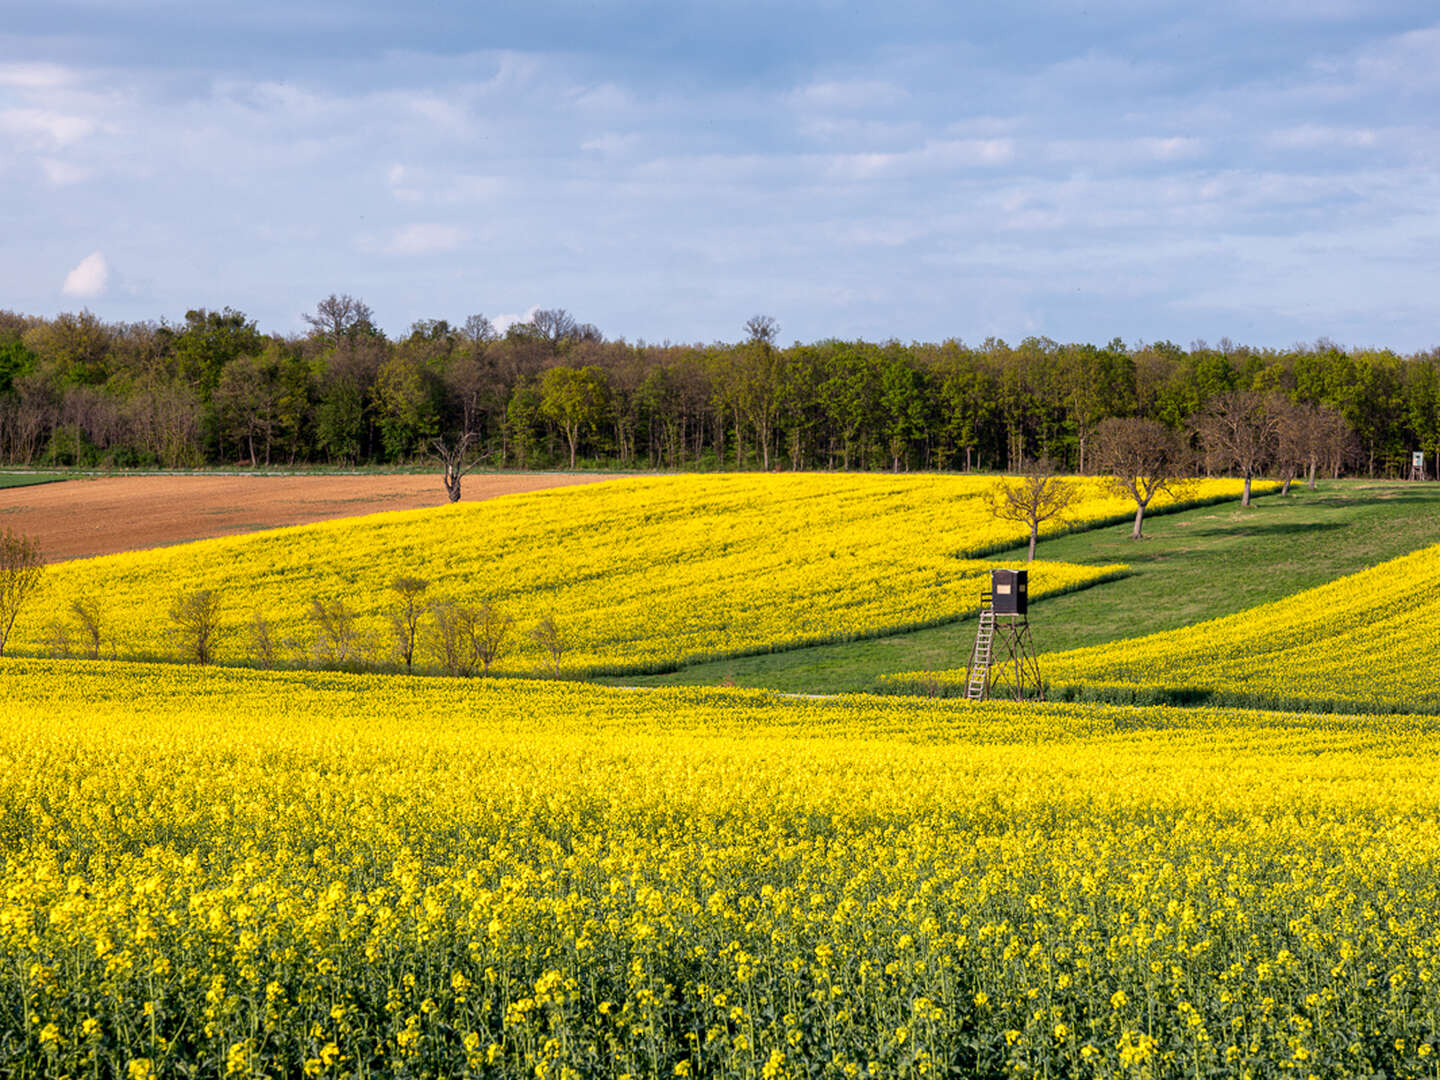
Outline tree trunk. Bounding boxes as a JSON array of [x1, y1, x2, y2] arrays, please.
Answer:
[[1027, 525, 1037, 562], [1242, 474, 1253, 506], [1132, 503, 1145, 540], [444, 466, 462, 502]]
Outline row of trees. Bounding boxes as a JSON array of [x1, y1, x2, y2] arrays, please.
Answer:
[[0, 529, 569, 676], [1, 297, 1435, 477], [989, 391, 1351, 560]]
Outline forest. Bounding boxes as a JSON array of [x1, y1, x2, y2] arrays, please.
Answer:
[[1, 296, 1436, 477]]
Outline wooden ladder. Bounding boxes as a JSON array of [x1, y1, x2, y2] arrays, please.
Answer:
[[964, 605, 995, 701]]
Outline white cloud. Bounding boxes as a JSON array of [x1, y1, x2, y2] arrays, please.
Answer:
[[0, 108, 96, 147], [581, 132, 640, 156], [790, 79, 909, 110], [40, 158, 91, 185], [0, 63, 75, 90], [490, 306, 540, 334], [61, 252, 109, 298], [1267, 124, 1381, 149], [384, 224, 464, 255]]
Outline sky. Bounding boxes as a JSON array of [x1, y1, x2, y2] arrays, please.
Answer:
[[2, 1, 1438, 350]]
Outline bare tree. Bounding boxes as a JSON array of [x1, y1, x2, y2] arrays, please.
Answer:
[[0, 528, 43, 657], [249, 610, 278, 669], [306, 596, 359, 666], [44, 618, 72, 658], [1276, 400, 1351, 492], [303, 294, 375, 344], [390, 577, 429, 673], [530, 613, 567, 677], [169, 589, 224, 664], [986, 459, 1077, 561], [1192, 390, 1278, 507], [532, 308, 578, 346], [429, 432, 479, 503], [68, 596, 104, 659], [474, 603, 513, 676], [426, 600, 477, 676], [1091, 417, 1193, 539], [744, 314, 779, 346]]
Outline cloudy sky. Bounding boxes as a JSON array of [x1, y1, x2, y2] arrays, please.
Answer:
[[2, 1, 1438, 349]]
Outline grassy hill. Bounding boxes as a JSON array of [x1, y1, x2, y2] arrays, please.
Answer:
[[609, 481, 1440, 694]]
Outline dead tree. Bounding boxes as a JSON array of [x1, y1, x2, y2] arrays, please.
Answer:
[[429, 432, 479, 503], [986, 459, 1076, 561], [1091, 417, 1192, 539]]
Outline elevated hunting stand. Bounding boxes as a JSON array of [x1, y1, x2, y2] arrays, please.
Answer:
[[964, 568, 1045, 702]]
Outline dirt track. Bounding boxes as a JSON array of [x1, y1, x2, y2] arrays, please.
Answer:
[[0, 473, 618, 562]]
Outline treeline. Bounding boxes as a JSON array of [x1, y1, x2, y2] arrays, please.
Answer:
[[2, 297, 1438, 476]]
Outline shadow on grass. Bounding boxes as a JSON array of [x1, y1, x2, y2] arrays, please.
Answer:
[[1188, 521, 1348, 539]]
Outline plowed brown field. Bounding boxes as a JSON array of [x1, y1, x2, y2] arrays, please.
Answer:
[[0, 473, 619, 562]]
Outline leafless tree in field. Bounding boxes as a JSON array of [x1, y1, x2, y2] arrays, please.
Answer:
[[68, 596, 104, 659], [169, 588, 224, 664], [1275, 400, 1351, 492], [0, 527, 43, 657], [530, 613, 568, 677], [429, 431, 479, 503], [986, 459, 1077, 561], [249, 610, 278, 669], [306, 596, 359, 666], [473, 603, 513, 676], [1192, 390, 1278, 506], [1091, 417, 1193, 539], [390, 577, 429, 673], [426, 600, 477, 676]]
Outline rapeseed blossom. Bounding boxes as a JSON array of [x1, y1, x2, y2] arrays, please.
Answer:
[[893, 534, 1440, 712], [11, 473, 1228, 675], [0, 658, 1435, 1077]]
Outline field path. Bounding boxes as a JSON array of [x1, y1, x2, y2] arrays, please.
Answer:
[[0, 472, 621, 562]]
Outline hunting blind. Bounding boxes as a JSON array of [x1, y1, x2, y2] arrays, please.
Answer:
[[963, 568, 1044, 702]]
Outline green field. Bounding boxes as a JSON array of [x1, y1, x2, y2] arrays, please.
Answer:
[[602, 480, 1440, 693], [0, 472, 66, 490]]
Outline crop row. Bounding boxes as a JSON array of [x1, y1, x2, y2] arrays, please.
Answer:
[[2, 659, 1438, 1078]]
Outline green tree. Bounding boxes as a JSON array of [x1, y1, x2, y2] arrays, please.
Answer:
[[539, 365, 609, 468]]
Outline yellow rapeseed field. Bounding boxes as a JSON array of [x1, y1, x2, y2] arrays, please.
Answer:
[[8, 473, 1260, 676], [2, 659, 1438, 1078], [888, 535, 1440, 713]]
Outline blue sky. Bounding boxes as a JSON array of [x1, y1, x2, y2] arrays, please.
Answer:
[[2, 1, 1438, 349]]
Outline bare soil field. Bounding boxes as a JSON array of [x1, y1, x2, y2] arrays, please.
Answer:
[[0, 473, 619, 562]]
